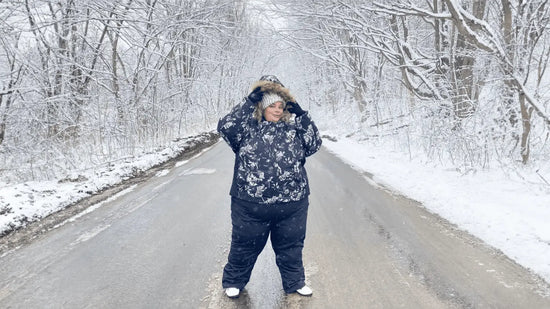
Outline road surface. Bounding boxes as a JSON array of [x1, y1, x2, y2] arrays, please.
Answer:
[[0, 142, 548, 308]]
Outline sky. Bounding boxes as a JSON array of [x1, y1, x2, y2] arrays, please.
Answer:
[[249, 0, 288, 31], [1, 130, 549, 286]]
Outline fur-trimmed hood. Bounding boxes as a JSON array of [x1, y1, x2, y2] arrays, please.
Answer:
[[249, 80, 295, 122]]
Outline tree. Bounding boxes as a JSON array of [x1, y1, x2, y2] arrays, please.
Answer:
[[281, 0, 550, 164], [0, 0, 258, 181]]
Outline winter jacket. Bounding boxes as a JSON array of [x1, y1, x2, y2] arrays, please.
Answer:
[[217, 82, 322, 204]]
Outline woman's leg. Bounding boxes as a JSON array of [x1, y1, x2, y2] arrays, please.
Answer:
[[222, 198, 270, 290], [270, 198, 309, 293]]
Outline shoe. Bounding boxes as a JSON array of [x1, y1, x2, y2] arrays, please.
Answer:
[[296, 285, 313, 296], [225, 287, 240, 298]]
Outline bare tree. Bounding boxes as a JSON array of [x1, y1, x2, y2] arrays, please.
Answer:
[[0, 0, 257, 181], [0, 1, 25, 146], [281, 0, 550, 164]]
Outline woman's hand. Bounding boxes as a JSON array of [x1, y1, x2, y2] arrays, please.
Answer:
[[248, 87, 264, 103], [286, 101, 306, 116]]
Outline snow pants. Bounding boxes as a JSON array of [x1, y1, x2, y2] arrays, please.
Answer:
[[222, 196, 309, 293]]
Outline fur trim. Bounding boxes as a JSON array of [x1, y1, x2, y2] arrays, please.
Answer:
[[250, 80, 295, 122], [249, 80, 295, 102]]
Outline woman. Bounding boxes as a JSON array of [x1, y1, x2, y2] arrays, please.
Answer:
[[217, 75, 322, 298]]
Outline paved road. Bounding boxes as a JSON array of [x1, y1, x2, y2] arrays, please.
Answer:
[[0, 142, 548, 308]]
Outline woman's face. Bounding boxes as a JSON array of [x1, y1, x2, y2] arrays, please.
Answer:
[[263, 101, 285, 122]]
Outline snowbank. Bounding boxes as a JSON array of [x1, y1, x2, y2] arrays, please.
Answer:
[[0, 132, 218, 237], [322, 135, 550, 284]]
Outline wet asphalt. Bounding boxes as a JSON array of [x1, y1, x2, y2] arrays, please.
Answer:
[[0, 142, 549, 308]]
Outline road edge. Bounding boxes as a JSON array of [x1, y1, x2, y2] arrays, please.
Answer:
[[0, 132, 220, 255]]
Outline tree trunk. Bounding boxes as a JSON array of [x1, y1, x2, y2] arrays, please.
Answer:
[[500, 0, 519, 127], [451, 0, 486, 119], [519, 92, 533, 164]]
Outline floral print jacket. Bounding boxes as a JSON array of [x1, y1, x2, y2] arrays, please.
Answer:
[[218, 97, 322, 204]]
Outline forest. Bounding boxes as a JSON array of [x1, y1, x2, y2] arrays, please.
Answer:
[[1, 0, 549, 183]]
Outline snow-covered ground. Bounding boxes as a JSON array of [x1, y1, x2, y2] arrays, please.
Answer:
[[1, 131, 549, 285], [322, 135, 550, 284], [0, 132, 217, 237]]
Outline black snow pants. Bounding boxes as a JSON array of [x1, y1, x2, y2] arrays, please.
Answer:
[[222, 196, 309, 293]]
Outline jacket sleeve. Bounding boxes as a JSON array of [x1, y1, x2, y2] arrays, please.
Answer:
[[217, 97, 256, 153], [295, 112, 322, 157]]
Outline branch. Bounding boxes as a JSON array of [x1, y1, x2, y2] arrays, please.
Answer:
[[373, 1, 451, 19], [443, 0, 500, 53], [512, 75, 550, 127]]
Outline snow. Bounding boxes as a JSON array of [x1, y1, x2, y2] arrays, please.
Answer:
[[72, 224, 110, 245], [0, 133, 216, 237], [180, 168, 217, 176], [155, 170, 171, 177], [322, 135, 550, 284], [52, 185, 138, 230], [175, 160, 190, 167], [1, 130, 549, 285]]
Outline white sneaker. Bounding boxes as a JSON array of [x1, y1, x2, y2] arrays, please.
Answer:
[[225, 287, 240, 298], [296, 285, 313, 296]]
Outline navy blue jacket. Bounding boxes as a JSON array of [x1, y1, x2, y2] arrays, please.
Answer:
[[218, 97, 322, 204]]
